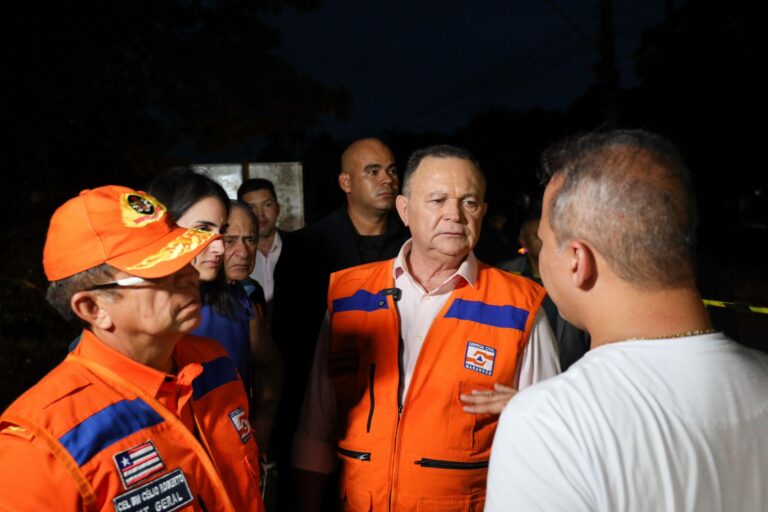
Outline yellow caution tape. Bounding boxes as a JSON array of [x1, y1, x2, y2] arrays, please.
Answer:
[[703, 299, 768, 315]]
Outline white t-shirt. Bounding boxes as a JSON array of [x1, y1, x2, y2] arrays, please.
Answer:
[[486, 333, 768, 512]]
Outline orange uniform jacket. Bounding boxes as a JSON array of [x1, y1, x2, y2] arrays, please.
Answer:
[[327, 259, 546, 511], [0, 330, 264, 512]]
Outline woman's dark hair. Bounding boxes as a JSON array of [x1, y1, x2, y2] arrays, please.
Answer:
[[148, 167, 231, 222], [148, 167, 238, 318]]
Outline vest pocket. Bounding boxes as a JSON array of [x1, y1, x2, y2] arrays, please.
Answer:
[[341, 479, 373, 511], [414, 458, 488, 470], [447, 381, 496, 452], [417, 491, 485, 511], [337, 446, 371, 461]]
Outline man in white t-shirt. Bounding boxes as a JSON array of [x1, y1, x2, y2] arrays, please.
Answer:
[[485, 130, 768, 512]]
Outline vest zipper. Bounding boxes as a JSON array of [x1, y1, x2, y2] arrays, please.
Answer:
[[366, 363, 375, 433], [337, 446, 371, 461], [414, 458, 489, 470], [389, 293, 405, 511], [396, 334, 405, 409]]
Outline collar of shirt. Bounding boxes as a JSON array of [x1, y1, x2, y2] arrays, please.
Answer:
[[393, 239, 477, 294], [268, 230, 282, 255], [74, 330, 203, 409]]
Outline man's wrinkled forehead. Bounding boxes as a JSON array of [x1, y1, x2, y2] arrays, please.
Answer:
[[411, 156, 485, 196]]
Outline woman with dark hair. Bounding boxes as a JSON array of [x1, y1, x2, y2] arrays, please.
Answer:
[[148, 169, 278, 451]]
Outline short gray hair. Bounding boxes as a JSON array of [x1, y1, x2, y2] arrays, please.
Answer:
[[539, 130, 697, 289], [402, 144, 485, 197], [46, 263, 120, 326]]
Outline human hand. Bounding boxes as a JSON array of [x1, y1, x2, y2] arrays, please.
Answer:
[[460, 383, 517, 414]]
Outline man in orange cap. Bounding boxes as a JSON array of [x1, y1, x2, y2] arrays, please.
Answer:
[[0, 186, 265, 511]]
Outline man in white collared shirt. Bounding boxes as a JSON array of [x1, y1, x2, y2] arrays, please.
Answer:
[[292, 144, 560, 511], [238, 178, 283, 319]]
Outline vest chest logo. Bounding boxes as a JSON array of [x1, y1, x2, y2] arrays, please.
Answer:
[[464, 341, 496, 376], [229, 406, 252, 444], [113, 440, 165, 489]]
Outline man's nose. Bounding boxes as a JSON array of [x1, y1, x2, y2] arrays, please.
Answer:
[[232, 239, 248, 256], [444, 199, 464, 222], [380, 171, 395, 186]]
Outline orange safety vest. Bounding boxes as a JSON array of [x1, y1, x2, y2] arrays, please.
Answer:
[[0, 332, 264, 512], [327, 258, 546, 511]]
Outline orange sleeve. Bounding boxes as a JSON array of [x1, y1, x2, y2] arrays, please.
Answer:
[[0, 428, 83, 511]]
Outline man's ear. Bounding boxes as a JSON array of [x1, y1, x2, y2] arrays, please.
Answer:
[[395, 195, 409, 226], [70, 291, 115, 330], [571, 241, 597, 290], [338, 172, 351, 193]]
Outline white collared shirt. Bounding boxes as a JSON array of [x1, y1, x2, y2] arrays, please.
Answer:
[[292, 241, 560, 474], [250, 230, 282, 306], [394, 242, 478, 394]]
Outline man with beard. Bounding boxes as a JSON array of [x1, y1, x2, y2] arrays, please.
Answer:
[[485, 130, 768, 511]]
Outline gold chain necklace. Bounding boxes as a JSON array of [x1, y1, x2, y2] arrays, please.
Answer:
[[611, 328, 718, 344]]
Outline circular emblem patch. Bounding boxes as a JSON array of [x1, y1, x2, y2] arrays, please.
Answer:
[[120, 192, 166, 228], [127, 194, 155, 215]]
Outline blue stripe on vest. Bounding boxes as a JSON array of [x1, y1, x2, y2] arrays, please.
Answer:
[[59, 398, 163, 466], [333, 290, 388, 313], [444, 298, 530, 331], [192, 356, 239, 400]]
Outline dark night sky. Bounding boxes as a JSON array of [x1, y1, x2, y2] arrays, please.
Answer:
[[268, 0, 665, 136]]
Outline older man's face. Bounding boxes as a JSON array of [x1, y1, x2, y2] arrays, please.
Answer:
[[397, 156, 486, 262], [223, 207, 258, 282]]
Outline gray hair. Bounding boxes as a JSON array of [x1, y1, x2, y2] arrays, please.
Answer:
[[228, 200, 259, 233], [46, 263, 120, 326], [402, 144, 485, 197], [539, 130, 697, 289]]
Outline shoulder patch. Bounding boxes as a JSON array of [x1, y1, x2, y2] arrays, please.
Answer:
[[0, 423, 35, 441], [114, 440, 166, 488]]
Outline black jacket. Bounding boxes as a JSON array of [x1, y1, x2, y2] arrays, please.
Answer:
[[269, 206, 409, 458]]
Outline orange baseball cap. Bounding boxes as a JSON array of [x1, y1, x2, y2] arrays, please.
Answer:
[[43, 185, 219, 281]]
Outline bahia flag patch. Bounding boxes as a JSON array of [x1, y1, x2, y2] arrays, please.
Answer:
[[464, 341, 496, 376], [113, 440, 165, 488], [229, 407, 252, 444]]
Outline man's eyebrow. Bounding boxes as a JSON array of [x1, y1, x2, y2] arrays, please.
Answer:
[[364, 163, 382, 172]]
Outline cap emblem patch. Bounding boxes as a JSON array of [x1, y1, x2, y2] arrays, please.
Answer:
[[121, 192, 166, 227]]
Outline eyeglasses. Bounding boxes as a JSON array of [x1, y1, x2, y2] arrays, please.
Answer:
[[86, 276, 152, 290]]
